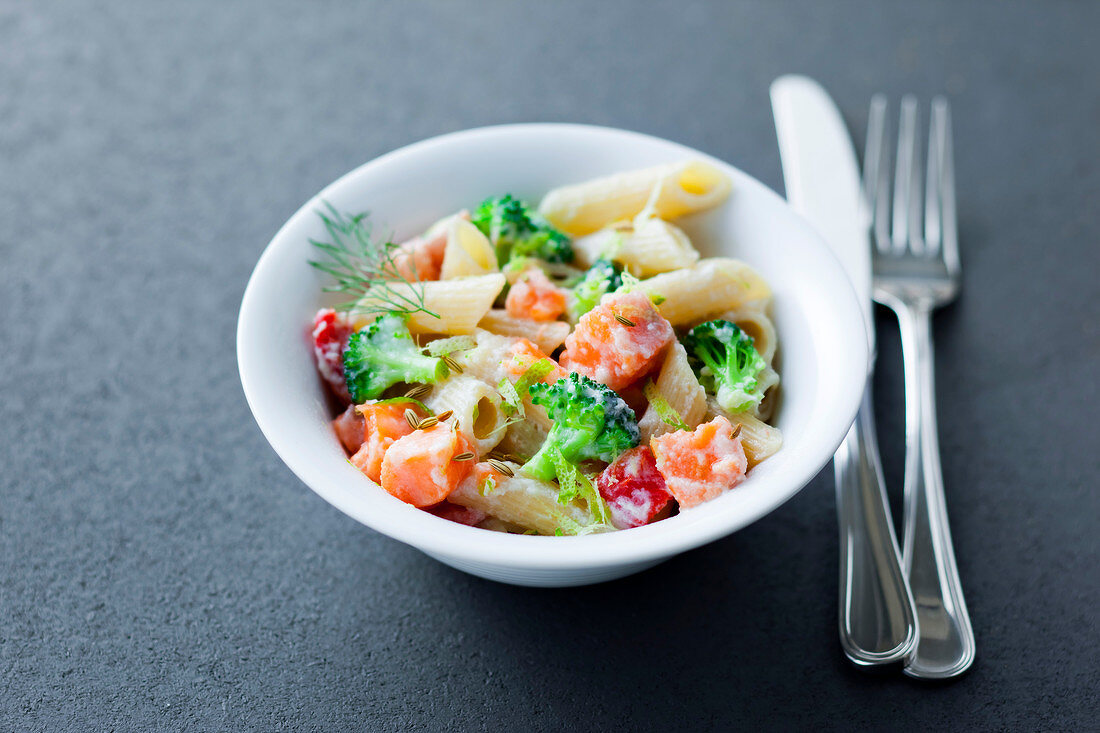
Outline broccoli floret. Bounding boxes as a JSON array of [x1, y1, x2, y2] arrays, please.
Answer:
[[568, 258, 624, 320], [681, 319, 768, 412], [523, 372, 640, 481], [472, 194, 573, 264], [342, 313, 446, 402]]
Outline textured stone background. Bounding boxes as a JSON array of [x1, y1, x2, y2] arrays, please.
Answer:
[[2, 1, 1097, 729]]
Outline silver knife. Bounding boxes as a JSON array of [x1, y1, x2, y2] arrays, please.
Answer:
[[771, 75, 918, 666]]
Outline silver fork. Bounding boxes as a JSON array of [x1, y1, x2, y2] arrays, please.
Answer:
[[864, 95, 975, 679]]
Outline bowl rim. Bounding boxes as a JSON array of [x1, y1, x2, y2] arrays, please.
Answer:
[[238, 122, 868, 569]]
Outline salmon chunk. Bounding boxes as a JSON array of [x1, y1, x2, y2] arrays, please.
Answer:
[[333, 404, 366, 453], [380, 424, 475, 507], [392, 230, 447, 282], [503, 338, 568, 384], [505, 267, 567, 321], [649, 416, 747, 509], [560, 291, 674, 391], [350, 401, 427, 483]]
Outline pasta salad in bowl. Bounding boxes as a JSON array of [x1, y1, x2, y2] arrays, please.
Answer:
[[311, 162, 782, 534], [238, 124, 868, 586]]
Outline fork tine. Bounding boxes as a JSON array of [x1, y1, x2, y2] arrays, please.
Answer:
[[924, 101, 943, 255], [866, 95, 892, 253], [906, 99, 925, 256], [892, 96, 919, 254], [931, 97, 959, 274]]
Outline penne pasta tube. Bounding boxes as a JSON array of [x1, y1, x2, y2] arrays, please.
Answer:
[[495, 418, 549, 462], [751, 366, 781, 422], [448, 330, 553, 434], [638, 342, 708, 443], [571, 218, 700, 278], [640, 258, 771, 326], [449, 464, 609, 535], [619, 217, 700, 277], [353, 273, 506, 335], [451, 330, 518, 385], [423, 209, 469, 239], [539, 160, 732, 236], [440, 218, 498, 280], [705, 398, 783, 468], [424, 375, 508, 454], [477, 310, 571, 354]]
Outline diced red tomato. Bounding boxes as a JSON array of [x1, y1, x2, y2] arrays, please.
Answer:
[[312, 308, 352, 402], [349, 400, 427, 483], [392, 230, 447, 282], [505, 267, 567, 321], [380, 424, 475, 507], [650, 416, 747, 509], [560, 291, 674, 391], [503, 339, 568, 383], [333, 404, 366, 453], [427, 501, 487, 527], [596, 446, 673, 529]]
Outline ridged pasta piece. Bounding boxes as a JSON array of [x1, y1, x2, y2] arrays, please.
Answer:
[[538, 160, 732, 236], [571, 218, 700, 278], [476, 516, 529, 534], [495, 418, 548, 462], [704, 397, 783, 468], [451, 330, 518, 385], [638, 342, 708, 443], [446, 330, 553, 438], [440, 218, 498, 280], [353, 273, 505, 335], [640, 258, 771, 327], [753, 366, 781, 422], [424, 375, 508, 454], [477, 310, 571, 354], [449, 464, 611, 535]]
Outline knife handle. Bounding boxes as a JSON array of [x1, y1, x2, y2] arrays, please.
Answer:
[[835, 386, 918, 666]]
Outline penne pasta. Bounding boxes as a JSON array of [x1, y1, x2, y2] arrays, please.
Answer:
[[451, 330, 519, 385], [705, 398, 783, 468], [450, 330, 553, 433], [572, 217, 700, 278], [449, 464, 610, 535], [638, 342, 709, 443], [477, 310, 571, 354], [495, 419, 548, 462], [539, 160, 732, 236], [353, 273, 506, 335], [640, 258, 771, 326], [440, 218, 499, 280], [424, 375, 509, 454]]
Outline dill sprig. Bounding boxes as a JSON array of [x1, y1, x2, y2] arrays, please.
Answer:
[[307, 201, 439, 319]]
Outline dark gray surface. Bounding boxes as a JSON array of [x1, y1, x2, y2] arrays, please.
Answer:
[[2, 0, 1097, 729]]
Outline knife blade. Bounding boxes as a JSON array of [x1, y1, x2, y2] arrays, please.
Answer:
[[772, 75, 875, 354], [770, 75, 917, 667]]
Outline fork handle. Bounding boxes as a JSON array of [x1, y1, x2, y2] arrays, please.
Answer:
[[835, 387, 918, 666], [896, 304, 976, 679]]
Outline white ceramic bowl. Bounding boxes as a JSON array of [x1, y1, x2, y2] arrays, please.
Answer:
[[238, 123, 868, 587]]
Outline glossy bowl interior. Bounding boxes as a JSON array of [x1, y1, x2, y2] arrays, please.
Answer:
[[237, 123, 868, 586]]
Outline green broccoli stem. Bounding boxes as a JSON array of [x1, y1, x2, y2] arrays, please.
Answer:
[[521, 445, 558, 482], [523, 427, 595, 481], [381, 351, 447, 386]]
